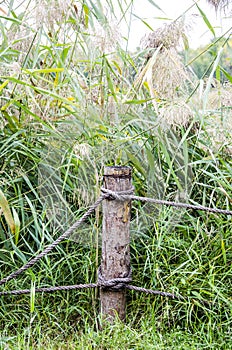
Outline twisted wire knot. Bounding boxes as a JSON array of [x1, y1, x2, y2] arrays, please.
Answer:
[[97, 266, 132, 291]]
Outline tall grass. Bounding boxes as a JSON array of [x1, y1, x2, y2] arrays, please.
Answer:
[[0, 0, 232, 348]]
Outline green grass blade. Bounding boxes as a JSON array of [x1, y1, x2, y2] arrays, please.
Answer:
[[0, 189, 15, 234], [196, 4, 215, 37]]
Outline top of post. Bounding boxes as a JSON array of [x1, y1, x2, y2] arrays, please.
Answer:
[[104, 166, 132, 178]]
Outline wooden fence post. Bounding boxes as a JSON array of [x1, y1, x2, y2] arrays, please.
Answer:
[[100, 166, 132, 323]]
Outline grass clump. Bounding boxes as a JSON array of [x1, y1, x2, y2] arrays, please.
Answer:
[[0, 0, 232, 349]]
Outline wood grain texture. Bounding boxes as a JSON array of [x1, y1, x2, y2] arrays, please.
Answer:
[[100, 166, 132, 322]]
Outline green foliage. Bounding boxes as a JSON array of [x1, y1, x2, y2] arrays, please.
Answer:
[[0, 0, 232, 348], [186, 37, 232, 82]]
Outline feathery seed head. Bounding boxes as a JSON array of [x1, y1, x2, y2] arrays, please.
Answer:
[[35, 0, 75, 29], [150, 47, 190, 100], [158, 101, 194, 129], [141, 19, 185, 52], [90, 21, 121, 54], [206, 0, 231, 10]]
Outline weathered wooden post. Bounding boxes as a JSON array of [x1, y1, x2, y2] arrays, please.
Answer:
[[100, 166, 132, 323]]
